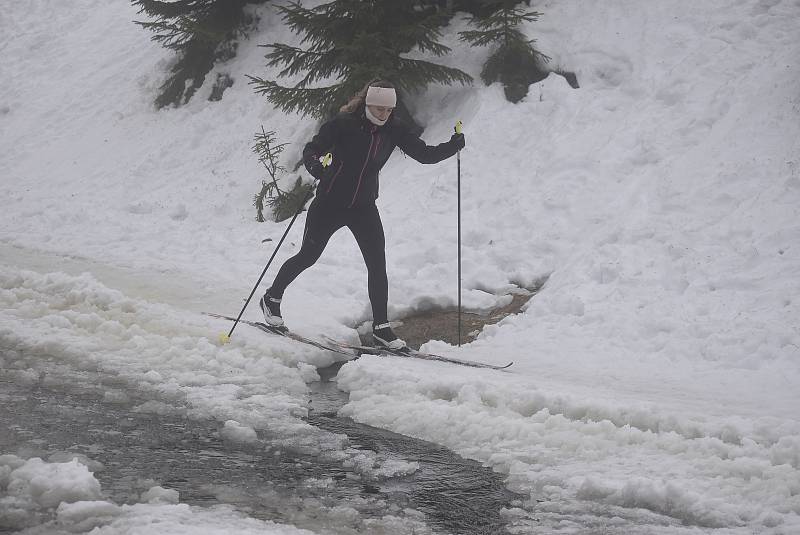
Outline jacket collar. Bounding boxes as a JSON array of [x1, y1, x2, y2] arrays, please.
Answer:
[[359, 109, 393, 132]]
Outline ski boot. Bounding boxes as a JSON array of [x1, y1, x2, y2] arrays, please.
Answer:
[[259, 289, 284, 327], [372, 322, 407, 350]]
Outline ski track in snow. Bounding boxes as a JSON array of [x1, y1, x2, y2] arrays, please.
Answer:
[[2, 0, 800, 533]]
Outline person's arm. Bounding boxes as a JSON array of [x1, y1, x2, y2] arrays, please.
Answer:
[[302, 118, 339, 178], [392, 120, 465, 164]]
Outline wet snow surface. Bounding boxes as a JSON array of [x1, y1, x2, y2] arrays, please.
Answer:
[[1, 357, 521, 534]]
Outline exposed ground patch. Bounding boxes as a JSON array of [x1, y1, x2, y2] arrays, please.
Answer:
[[361, 288, 538, 350]]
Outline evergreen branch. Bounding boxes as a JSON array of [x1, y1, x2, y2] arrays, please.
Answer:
[[253, 126, 288, 186], [467, 8, 542, 30], [393, 24, 451, 56], [135, 15, 229, 48], [131, 0, 201, 18], [134, 7, 239, 49], [177, 16, 227, 44], [247, 77, 344, 118], [460, 5, 544, 47], [135, 19, 194, 48], [395, 59, 473, 92], [276, 1, 319, 34], [459, 28, 508, 47], [275, 1, 345, 50], [263, 44, 344, 83]]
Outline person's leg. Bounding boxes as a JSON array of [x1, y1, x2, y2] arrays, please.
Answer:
[[347, 204, 388, 324], [348, 205, 405, 349], [261, 201, 344, 325], [271, 201, 343, 296]]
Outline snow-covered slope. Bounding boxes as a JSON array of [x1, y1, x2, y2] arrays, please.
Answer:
[[2, 0, 799, 532]]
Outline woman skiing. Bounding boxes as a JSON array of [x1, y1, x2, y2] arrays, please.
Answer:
[[259, 79, 465, 349]]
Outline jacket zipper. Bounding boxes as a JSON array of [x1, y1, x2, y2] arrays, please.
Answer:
[[372, 134, 381, 159], [350, 131, 377, 207], [326, 161, 344, 194]]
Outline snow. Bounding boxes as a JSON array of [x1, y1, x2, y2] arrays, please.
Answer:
[[0, 457, 316, 534], [1, 455, 322, 533], [2, 0, 800, 533], [3, 457, 102, 509], [140, 486, 180, 505], [220, 419, 259, 443]]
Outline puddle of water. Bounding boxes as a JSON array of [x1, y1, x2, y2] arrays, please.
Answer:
[[310, 414, 518, 535], [1, 354, 526, 534], [309, 362, 521, 534], [0, 370, 390, 529]]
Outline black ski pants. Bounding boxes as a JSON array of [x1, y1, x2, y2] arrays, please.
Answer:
[[269, 200, 389, 325]]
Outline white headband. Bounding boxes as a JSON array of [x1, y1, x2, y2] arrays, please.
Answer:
[[365, 86, 397, 108]]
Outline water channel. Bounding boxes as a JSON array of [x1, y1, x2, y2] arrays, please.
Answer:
[[1, 353, 528, 534]]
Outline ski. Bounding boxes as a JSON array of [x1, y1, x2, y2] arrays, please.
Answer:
[[322, 337, 513, 370], [204, 312, 357, 358], [205, 312, 512, 370]]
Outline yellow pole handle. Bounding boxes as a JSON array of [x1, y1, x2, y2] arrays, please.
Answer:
[[454, 120, 463, 135], [322, 153, 333, 167]]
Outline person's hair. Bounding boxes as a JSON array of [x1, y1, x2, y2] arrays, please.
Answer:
[[339, 78, 395, 114]]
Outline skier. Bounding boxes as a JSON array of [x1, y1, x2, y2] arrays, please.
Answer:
[[259, 79, 465, 349]]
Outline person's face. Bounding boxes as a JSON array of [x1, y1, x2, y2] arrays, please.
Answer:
[[367, 104, 394, 122]]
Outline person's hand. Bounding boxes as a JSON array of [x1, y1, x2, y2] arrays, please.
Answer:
[[306, 152, 332, 180], [307, 161, 325, 180], [450, 132, 465, 150]]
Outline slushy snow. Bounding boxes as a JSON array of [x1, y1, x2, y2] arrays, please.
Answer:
[[0, 455, 318, 534], [2, 0, 799, 533]]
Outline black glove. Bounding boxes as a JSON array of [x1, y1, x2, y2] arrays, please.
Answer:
[[450, 132, 465, 151], [306, 160, 325, 180]]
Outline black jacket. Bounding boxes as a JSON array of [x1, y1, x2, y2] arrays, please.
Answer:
[[303, 111, 462, 208]]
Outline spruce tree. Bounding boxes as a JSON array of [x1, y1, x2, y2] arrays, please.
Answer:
[[459, 0, 550, 103], [132, 0, 268, 108], [252, 127, 312, 222], [248, 0, 472, 127]]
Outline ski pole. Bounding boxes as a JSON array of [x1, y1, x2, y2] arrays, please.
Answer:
[[219, 186, 314, 343], [455, 121, 463, 347], [218, 155, 331, 344]]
